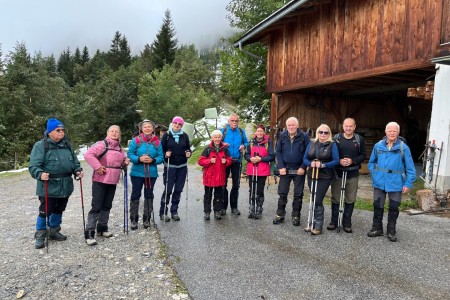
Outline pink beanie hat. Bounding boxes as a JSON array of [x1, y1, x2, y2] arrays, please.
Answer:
[[172, 116, 184, 126]]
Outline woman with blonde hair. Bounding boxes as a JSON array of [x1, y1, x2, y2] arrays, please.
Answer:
[[84, 125, 129, 245], [303, 124, 339, 235]]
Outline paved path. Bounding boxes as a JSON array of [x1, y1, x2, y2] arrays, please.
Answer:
[[155, 166, 450, 300]]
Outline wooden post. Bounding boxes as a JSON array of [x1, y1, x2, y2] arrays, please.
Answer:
[[270, 93, 278, 141]]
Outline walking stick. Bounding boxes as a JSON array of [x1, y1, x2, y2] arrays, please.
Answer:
[[306, 165, 319, 233], [163, 157, 170, 223], [123, 169, 129, 234], [45, 180, 49, 253], [254, 162, 259, 217], [79, 178, 86, 232], [185, 166, 189, 221], [337, 170, 347, 233]]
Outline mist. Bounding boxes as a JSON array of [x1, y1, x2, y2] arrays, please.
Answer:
[[0, 0, 236, 56]]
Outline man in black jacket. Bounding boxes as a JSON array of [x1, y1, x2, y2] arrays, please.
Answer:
[[328, 118, 366, 233], [273, 117, 310, 226]]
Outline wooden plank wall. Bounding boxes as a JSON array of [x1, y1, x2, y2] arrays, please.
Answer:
[[266, 0, 444, 92], [442, 0, 450, 44]]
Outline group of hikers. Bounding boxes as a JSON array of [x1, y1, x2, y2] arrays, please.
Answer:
[[28, 113, 415, 249]]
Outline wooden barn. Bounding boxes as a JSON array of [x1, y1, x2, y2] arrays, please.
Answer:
[[234, 0, 450, 163]]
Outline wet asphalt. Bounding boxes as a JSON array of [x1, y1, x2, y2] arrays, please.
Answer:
[[154, 165, 450, 300]]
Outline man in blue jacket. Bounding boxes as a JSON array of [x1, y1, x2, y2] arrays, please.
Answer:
[[368, 122, 416, 242], [273, 117, 310, 226], [221, 113, 249, 215]]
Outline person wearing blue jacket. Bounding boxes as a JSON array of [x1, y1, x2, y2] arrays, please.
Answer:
[[368, 122, 416, 242], [127, 120, 164, 230], [273, 117, 311, 226], [220, 113, 249, 216]]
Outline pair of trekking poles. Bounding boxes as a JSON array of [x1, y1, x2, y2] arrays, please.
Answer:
[[161, 155, 191, 223], [42, 175, 85, 253], [306, 164, 347, 233], [249, 162, 259, 218]]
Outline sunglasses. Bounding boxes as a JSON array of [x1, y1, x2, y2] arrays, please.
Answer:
[[318, 131, 329, 135], [55, 129, 65, 133], [173, 122, 183, 126]]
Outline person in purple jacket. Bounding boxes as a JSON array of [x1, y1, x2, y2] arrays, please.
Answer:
[[84, 125, 129, 246]]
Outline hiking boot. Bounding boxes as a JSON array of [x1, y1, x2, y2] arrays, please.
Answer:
[[171, 214, 181, 221], [86, 238, 97, 246], [130, 222, 138, 230], [231, 208, 241, 215], [327, 223, 337, 230], [143, 220, 150, 228], [214, 211, 222, 220], [311, 229, 322, 235], [220, 209, 226, 216], [34, 230, 47, 249], [343, 226, 353, 233], [304, 226, 311, 232], [367, 228, 383, 237], [254, 212, 261, 220], [98, 231, 113, 238], [204, 213, 210, 221], [272, 215, 284, 224], [248, 212, 255, 219], [292, 217, 300, 226], [160, 215, 171, 222], [387, 232, 398, 242], [85, 230, 97, 246], [49, 227, 67, 241]]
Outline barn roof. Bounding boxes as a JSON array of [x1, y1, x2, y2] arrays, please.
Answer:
[[234, 0, 317, 48]]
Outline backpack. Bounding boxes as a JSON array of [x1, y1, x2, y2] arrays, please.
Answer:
[[222, 126, 245, 145], [97, 139, 123, 160], [44, 138, 73, 155], [279, 129, 306, 151], [134, 135, 160, 151], [333, 133, 361, 149]]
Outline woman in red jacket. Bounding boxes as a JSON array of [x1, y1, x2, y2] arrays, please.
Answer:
[[198, 130, 232, 220]]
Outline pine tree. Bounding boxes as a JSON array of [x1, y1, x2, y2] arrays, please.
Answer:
[[81, 46, 90, 65], [150, 9, 178, 70], [107, 31, 131, 70], [73, 47, 82, 65]]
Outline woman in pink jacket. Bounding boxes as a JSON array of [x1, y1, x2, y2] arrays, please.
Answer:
[[244, 125, 275, 219], [84, 125, 129, 245]]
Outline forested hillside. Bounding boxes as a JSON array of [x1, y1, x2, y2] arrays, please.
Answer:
[[0, 1, 286, 171]]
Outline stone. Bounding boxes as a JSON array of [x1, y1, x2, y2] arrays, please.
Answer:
[[416, 189, 438, 211]]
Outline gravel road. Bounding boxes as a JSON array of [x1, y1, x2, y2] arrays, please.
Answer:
[[0, 162, 188, 300], [1, 162, 449, 300]]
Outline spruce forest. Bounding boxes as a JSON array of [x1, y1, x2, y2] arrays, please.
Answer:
[[0, 1, 287, 171]]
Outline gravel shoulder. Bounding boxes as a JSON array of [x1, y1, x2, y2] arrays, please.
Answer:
[[0, 162, 188, 300]]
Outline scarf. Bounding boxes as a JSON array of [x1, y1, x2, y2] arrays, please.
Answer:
[[170, 128, 184, 143]]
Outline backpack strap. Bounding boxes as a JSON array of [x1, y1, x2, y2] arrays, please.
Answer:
[[98, 140, 109, 160]]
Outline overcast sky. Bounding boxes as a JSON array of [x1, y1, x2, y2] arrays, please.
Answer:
[[0, 0, 234, 57]]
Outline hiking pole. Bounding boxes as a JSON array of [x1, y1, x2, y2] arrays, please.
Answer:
[[311, 165, 319, 234], [79, 177, 86, 232], [163, 156, 170, 224], [45, 180, 49, 254], [248, 164, 254, 217], [123, 169, 129, 234], [254, 162, 259, 217], [306, 166, 318, 233], [337, 170, 347, 233], [185, 166, 189, 221]]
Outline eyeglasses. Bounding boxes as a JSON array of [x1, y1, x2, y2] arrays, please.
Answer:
[[318, 131, 329, 135], [229, 120, 239, 123], [173, 122, 183, 126], [55, 129, 65, 133]]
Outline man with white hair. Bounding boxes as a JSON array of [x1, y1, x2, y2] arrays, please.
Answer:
[[368, 122, 416, 242], [273, 117, 310, 226]]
